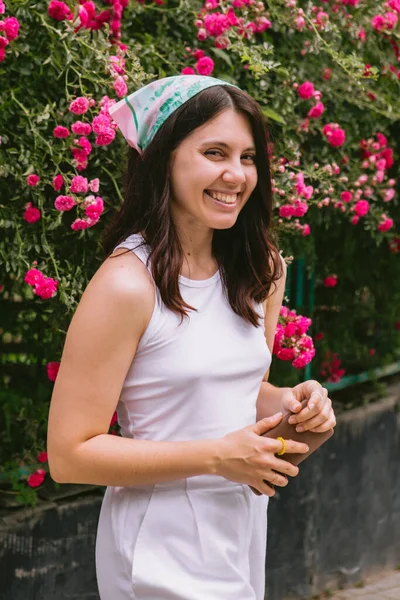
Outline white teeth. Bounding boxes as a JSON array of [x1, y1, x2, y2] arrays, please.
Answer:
[[206, 190, 238, 204]]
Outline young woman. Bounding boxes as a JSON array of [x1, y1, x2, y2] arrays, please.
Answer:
[[47, 75, 336, 599]]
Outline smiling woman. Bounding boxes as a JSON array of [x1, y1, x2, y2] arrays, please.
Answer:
[[47, 76, 314, 600], [103, 80, 282, 324]]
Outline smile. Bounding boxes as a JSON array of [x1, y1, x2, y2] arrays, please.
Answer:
[[205, 190, 240, 204]]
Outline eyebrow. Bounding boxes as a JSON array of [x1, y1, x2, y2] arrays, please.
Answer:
[[199, 140, 256, 152]]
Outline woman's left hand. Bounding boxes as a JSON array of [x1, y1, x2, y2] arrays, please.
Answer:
[[281, 380, 336, 433]]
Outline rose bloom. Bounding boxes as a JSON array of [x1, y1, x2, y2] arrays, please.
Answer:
[[27, 174, 40, 187], [53, 125, 70, 138], [195, 56, 214, 76], [324, 275, 338, 287], [181, 67, 196, 75], [69, 97, 90, 115], [377, 217, 393, 232], [95, 130, 116, 146], [341, 191, 352, 203], [354, 200, 369, 217], [53, 174, 64, 191], [47, 361, 60, 381], [308, 102, 324, 118], [328, 128, 346, 147], [23, 202, 41, 223], [298, 81, 315, 99], [48, 0, 73, 21], [27, 469, 46, 488], [71, 121, 92, 135], [4, 16, 20, 41], [38, 451, 49, 463]]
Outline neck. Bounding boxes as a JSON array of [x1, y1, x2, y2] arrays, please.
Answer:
[[176, 226, 218, 280]]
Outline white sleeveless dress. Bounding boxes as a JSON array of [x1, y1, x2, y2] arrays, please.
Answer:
[[95, 234, 271, 599]]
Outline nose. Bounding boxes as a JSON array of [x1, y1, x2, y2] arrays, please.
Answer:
[[221, 158, 246, 187]]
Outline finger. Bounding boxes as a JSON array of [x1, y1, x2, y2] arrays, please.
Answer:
[[290, 395, 331, 425], [310, 412, 336, 433], [296, 405, 332, 432], [275, 438, 309, 456], [260, 481, 276, 497], [264, 471, 288, 488], [253, 412, 283, 435], [270, 458, 299, 478], [307, 387, 326, 411]]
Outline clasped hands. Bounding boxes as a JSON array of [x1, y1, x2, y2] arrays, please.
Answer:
[[280, 379, 336, 433]]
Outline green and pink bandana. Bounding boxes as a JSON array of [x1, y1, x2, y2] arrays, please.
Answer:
[[109, 75, 237, 154]]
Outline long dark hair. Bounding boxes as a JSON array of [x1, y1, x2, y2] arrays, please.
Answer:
[[103, 84, 283, 327]]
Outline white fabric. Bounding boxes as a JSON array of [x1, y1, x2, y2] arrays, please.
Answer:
[[95, 234, 271, 599]]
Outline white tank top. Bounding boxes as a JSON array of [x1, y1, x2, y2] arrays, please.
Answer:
[[114, 234, 271, 480]]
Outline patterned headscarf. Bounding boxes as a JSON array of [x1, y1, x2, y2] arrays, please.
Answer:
[[108, 75, 238, 154]]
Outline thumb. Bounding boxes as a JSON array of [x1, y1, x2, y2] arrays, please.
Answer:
[[253, 412, 283, 436]]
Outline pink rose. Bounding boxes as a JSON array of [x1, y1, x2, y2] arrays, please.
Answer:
[[354, 200, 369, 217], [38, 451, 48, 463], [293, 202, 308, 217], [4, 16, 20, 41], [329, 128, 346, 147], [341, 191, 352, 203], [27, 469, 46, 488], [48, 0, 73, 21], [292, 351, 313, 369], [377, 217, 393, 232], [47, 361, 60, 381], [70, 175, 88, 194], [276, 347, 296, 361], [54, 195, 76, 211], [27, 174, 40, 187], [92, 114, 112, 134], [95, 130, 116, 146], [25, 268, 45, 286], [69, 97, 90, 115], [181, 66, 196, 75], [324, 275, 338, 288], [53, 125, 70, 138], [195, 56, 214, 76], [308, 102, 325, 118], [298, 81, 315, 99], [279, 204, 295, 218], [34, 278, 58, 299], [113, 75, 128, 98], [53, 174, 64, 191], [89, 178, 100, 193], [23, 202, 41, 223], [71, 121, 92, 135]]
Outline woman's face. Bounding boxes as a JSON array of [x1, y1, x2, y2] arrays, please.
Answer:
[[170, 108, 258, 232]]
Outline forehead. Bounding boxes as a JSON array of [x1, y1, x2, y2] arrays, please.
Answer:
[[186, 109, 254, 147]]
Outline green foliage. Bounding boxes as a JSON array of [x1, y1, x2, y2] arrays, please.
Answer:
[[0, 0, 399, 505]]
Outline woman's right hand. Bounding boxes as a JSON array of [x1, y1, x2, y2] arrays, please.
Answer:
[[215, 412, 310, 496]]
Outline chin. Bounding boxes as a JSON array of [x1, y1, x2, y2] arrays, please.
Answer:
[[208, 215, 239, 230]]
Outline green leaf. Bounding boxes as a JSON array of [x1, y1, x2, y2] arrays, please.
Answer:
[[211, 48, 233, 68], [260, 106, 286, 125]]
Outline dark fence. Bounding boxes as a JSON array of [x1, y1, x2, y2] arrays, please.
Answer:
[[1, 383, 399, 600]]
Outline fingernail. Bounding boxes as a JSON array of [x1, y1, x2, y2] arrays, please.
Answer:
[[309, 402, 315, 410], [297, 425, 304, 432], [289, 417, 296, 424]]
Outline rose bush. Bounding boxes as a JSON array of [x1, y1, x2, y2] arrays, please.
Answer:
[[0, 0, 399, 504]]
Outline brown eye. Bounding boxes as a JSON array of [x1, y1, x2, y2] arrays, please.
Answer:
[[205, 150, 223, 157]]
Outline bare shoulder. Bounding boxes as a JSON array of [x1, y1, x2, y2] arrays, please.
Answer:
[[76, 246, 155, 335]]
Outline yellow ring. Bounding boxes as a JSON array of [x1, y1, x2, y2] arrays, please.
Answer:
[[276, 436, 286, 456]]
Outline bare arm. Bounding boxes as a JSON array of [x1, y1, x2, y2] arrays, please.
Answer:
[[256, 255, 291, 421], [47, 249, 220, 486]]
